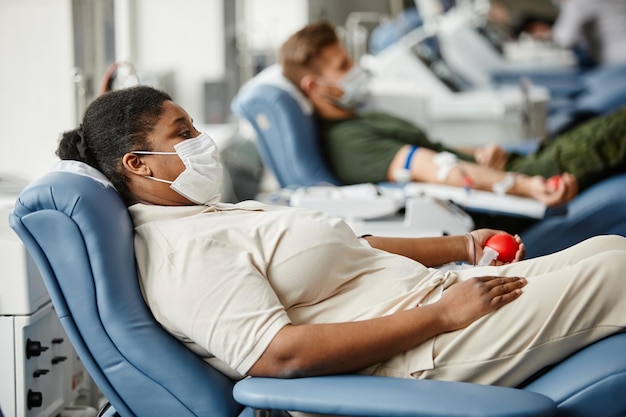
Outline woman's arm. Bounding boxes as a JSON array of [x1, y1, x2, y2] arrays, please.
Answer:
[[361, 230, 525, 267], [248, 275, 527, 378], [363, 234, 470, 267]]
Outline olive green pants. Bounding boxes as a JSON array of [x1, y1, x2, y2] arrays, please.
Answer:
[[506, 106, 626, 190]]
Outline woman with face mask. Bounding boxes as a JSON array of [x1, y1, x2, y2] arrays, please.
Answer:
[[56, 85, 626, 392]]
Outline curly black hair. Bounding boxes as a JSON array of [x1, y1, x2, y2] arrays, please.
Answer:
[[56, 86, 172, 204]]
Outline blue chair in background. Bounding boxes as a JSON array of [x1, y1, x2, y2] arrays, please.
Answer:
[[231, 65, 339, 188], [491, 64, 626, 136], [520, 171, 626, 258], [231, 66, 626, 258], [9, 161, 626, 417], [551, 65, 626, 134]]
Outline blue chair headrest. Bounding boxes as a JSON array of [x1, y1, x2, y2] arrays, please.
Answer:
[[232, 65, 340, 188]]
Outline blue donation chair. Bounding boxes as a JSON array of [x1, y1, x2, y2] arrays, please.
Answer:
[[231, 65, 626, 258], [8, 159, 626, 416], [231, 65, 340, 188]]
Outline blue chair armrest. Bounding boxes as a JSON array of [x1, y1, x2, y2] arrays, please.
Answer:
[[524, 332, 626, 417], [520, 172, 626, 258], [234, 375, 557, 417]]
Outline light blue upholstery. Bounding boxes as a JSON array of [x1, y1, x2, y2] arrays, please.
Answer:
[[234, 376, 557, 417], [520, 172, 626, 258], [524, 332, 626, 417], [231, 67, 340, 188], [9, 167, 626, 416]]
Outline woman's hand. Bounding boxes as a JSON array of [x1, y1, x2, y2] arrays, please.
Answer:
[[474, 144, 508, 170], [437, 276, 527, 331], [467, 229, 525, 265]]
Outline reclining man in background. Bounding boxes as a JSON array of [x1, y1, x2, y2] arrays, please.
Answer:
[[279, 21, 626, 213]]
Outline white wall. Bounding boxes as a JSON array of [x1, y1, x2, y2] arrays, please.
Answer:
[[133, 0, 225, 120], [130, 0, 308, 120], [0, 0, 229, 183], [0, 0, 75, 182], [235, 0, 308, 84], [241, 0, 308, 52], [0, 0, 309, 184]]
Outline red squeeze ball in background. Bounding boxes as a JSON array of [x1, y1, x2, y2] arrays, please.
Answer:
[[485, 233, 519, 263], [546, 175, 561, 191]]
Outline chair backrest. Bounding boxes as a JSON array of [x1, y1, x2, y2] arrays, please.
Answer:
[[231, 65, 340, 188], [9, 163, 242, 417]]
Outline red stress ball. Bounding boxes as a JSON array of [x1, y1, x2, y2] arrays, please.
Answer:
[[546, 175, 562, 191], [478, 233, 519, 265]]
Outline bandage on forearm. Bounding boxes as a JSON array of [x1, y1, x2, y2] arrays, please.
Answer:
[[433, 151, 459, 181], [492, 173, 516, 195]]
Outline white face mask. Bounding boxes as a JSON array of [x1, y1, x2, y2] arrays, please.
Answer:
[[333, 65, 371, 110], [132, 132, 223, 205]]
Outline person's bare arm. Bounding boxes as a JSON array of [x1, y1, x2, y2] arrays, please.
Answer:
[[473, 144, 509, 170], [361, 230, 525, 267], [450, 144, 508, 170], [394, 147, 577, 207], [363, 234, 469, 267], [248, 275, 527, 378]]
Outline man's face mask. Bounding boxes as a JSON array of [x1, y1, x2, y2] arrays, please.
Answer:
[[132, 132, 223, 205], [326, 65, 371, 110]]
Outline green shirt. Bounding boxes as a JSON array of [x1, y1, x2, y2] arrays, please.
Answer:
[[319, 112, 471, 184]]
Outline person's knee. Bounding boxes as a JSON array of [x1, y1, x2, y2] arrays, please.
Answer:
[[583, 247, 626, 286], [584, 234, 626, 251]]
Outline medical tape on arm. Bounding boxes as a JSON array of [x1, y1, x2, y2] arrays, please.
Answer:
[[433, 151, 459, 181]]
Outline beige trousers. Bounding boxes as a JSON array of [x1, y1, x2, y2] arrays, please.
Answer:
[[418, 235, 626, 387]]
